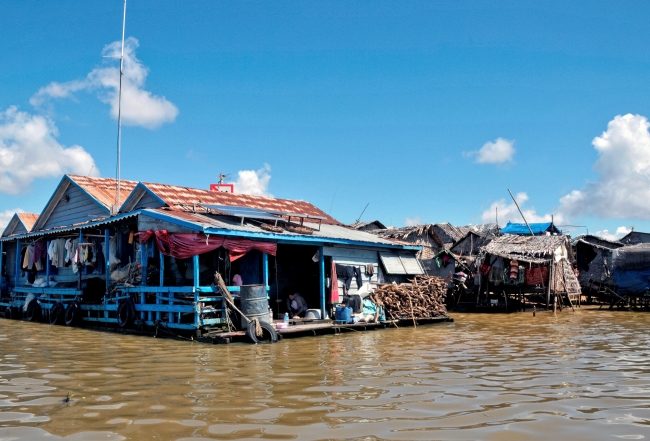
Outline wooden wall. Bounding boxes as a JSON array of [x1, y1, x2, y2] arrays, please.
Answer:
[[134, 192, 166, 210], [42, 185, 107, 230], [323, 246, 382, 296]]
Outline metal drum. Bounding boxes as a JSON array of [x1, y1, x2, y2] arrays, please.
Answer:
[[239, 284, 270, 329]]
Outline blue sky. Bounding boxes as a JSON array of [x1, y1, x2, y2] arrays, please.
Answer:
[[2, 1, 650, 238]]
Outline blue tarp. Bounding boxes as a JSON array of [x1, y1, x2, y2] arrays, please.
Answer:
[[614, 269, 650, 295], [499, 222, 561, 235]]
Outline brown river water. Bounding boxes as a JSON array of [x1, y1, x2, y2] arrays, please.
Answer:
[[1, 309, 650, 441]]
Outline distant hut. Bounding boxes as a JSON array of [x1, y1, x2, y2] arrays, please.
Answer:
[[619, 230, 650, 246], [572, 235, 622, 297], [611, 244, 650, 299], [479, 234, 581, 310], [451, 230, 494, 257], [349, 220, 387, 232], [372, 223, 466, 275]]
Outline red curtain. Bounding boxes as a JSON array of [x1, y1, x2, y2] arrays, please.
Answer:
[[135, 230, 277, 261]]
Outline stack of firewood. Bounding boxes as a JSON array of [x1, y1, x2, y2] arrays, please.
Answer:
[[369, 275, 448, 320]]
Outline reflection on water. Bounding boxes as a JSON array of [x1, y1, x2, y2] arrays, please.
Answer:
[[1, 309, 650, 440]]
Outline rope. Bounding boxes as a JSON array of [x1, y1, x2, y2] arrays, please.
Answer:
[[251, 317, 263, 337]]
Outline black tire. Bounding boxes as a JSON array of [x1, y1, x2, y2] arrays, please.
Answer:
[[25, 299, 41, 322], [49, 302, 65, 325], [4, 307, 11, 320], [246, 320, 278, 344], [117, 299, 135, 328], [65, 302, 81, 326]]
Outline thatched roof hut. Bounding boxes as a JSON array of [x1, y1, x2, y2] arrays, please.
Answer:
[[451, 230, 495, 257], [482, 234, 570, 263], [481, 234, 581, 296], [372, 223, 465, 259]]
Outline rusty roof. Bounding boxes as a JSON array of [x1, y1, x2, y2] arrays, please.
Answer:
[[68, 175, 138, 208], [16, 213, 39, 232], [141, 182, 341, 225]]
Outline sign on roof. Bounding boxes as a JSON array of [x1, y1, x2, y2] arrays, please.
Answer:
[[209, 184, 234, 193]]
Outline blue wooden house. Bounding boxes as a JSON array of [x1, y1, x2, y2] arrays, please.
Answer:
[[0, 175, 423, 340]]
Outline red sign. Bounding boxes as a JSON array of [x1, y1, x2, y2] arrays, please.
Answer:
[[209, 184, 234, 193]]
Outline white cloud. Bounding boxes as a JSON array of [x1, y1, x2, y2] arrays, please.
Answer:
[[404, 215, 422, 226], [482, 192, 564, 225], [235, 164, 272, 197], [559, 114, 650, 220], [0, 208, 23, 230], [0, 106, 98, 194], [594, 226, 631, 241], [464, 137, 515, 164], [31, 37, 178, 129]]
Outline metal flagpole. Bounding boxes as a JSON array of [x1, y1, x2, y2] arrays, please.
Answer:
[[115, 0, 127, 215]]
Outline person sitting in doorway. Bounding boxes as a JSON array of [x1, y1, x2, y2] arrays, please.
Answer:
[[287, 292, 308, 318]]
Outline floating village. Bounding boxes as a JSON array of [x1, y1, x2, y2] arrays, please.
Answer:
[[0, 174, 648, 344]]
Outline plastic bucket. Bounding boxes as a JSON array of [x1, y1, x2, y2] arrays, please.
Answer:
[[240, 284, 270, 329]]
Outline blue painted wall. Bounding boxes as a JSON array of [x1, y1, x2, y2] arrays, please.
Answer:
[[12, 222, 28, 236], [41, 185, 107, 230], [134, 192, 166, 210]]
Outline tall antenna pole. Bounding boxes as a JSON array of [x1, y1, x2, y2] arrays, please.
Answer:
[[507, 188, 534, 236], [115, 0, 127, 214]]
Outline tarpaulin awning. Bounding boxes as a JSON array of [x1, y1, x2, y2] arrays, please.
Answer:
[[136, 230, 276, 261]]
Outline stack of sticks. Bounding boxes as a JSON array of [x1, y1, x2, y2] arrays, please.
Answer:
[[368, 275, 448, 320]]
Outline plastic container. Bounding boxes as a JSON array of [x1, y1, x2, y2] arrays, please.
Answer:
[[334, 305, 353, 324], [305, 309, 321, 320], [284, 312, 289, 323]]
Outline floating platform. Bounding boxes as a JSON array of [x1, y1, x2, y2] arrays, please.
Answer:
[[199, 316, 454, 344]]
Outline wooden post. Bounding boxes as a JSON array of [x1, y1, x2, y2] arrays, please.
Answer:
[[319, 246, 325, 319], [546, 261, 552, 310], [140, 241, 147, 286], [193, 254, 199, 288], [157, 248, 163, 321], [0, 242, 3, 293], [14, 238, 21, 288], [139, 241, 147, 320], [263, 253, 269, 287], [45, 241, 50, 288], [104, 229, 110, 295], [77, 230, 83, 290]]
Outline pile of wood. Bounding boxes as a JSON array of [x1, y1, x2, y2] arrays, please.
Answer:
[[369, 275, 448, 320]]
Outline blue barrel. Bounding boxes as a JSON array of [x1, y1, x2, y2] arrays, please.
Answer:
[[239, 284, 270, 329]]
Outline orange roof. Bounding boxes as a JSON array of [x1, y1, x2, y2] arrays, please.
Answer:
[[68, 175, 138, 208], [142, 182, 341, 225], [16, 213, 39, 232]]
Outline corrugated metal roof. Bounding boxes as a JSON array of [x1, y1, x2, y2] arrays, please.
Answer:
[[16, 213, 39, 232], [141, 182, 341, 225], [142, 208, 413, 248], [0, 212, 139, 242], [68, 175, 138, 208]]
